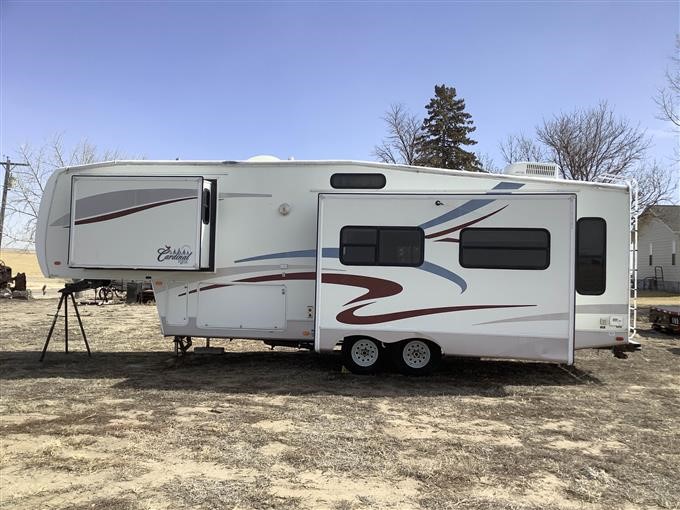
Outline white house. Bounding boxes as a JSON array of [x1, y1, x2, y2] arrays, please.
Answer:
[[638, 205, 680, 293]]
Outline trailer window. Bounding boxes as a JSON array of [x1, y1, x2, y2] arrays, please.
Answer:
[[576, 218, 606, 295], [331, 173, 386, 189], [340, 226, 424, 266], [459, 228, 550, 270], [202, 188, 211, 225]]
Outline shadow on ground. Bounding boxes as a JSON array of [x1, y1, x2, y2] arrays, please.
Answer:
[[0, 348, 600, 397]]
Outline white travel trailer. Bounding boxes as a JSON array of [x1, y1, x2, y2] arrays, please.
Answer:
[[36, 158, 638, 374]]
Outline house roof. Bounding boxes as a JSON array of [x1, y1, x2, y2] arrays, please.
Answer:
[[644, 205, 680, 233]]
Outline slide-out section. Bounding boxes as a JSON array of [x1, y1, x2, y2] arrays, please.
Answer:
[[68, 176, 214, 270], [315, 193, 576, 363]]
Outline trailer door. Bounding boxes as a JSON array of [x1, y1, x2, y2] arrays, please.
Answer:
[[68, 176, 214, 270]]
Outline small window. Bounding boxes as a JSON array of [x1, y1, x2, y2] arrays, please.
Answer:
[[672, 241, 676, 266], [340, 226, 423, 266], [576, 218, 606, 295], [459, 228, 550, 270], [331, 173, 386, 189], [202, 188, 211, 225]]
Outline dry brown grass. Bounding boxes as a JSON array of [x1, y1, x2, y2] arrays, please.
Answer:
[[0, 249, 67, 298], [637, 290, 680, 307], [1, 298, 679, 509]]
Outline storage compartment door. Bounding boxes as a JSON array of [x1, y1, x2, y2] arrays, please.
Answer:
[[69, 176, 205, 270], [196, 284, 286, 330]]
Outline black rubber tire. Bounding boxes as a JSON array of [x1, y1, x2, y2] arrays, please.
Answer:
[[391, 339, 441, 376], [341, 337, 383, 375], [98, 287, 112, 302]]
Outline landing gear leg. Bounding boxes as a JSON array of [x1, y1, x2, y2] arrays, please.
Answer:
[[173, 336, 192, 356]]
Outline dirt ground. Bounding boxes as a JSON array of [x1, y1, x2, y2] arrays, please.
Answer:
[[1, 297, 679, 510]]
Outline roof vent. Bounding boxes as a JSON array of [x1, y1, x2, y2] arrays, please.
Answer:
[[503, 161, 560, 179], [246, 155, 281, 162]]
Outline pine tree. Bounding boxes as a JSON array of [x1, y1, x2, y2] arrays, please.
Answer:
[[417, 84, 480, 170]]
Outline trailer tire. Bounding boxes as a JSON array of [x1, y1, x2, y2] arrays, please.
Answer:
[[392, 339, 441, 376], [341, 337, 382, 374]]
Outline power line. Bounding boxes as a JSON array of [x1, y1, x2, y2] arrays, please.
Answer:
[[0, 157, 30, 252]]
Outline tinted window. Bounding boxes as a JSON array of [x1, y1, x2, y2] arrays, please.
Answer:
[[340, 226, 424, 266], [576, 218, 606, 295], [460, 229, 549, 249], [331, 173, 386, 189], [202, 189, 211, 224], [379, 228, 423, 265], [342, 245, 376, 265], [459, 228, 550, 270], [341, 227, 377, 245]]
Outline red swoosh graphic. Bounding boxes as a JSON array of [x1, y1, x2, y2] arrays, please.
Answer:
[[179, 272, 315, 296], [177, 273, 402, 308], [337, 303, 535, 325], [176, 272, 528, 327], [321, 273, 402, 305], [237, 272, 316, 283], [179, 283, 233, 297], [425, 205, 508, 239], [75, 197, 197, 225], [434, 238, 459, 243]]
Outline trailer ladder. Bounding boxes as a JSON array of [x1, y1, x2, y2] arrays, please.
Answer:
[[629, 179, 639, 339], [598, 175, 639, 339]]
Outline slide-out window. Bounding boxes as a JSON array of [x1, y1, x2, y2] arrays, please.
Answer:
[[576, 218, 606, 295], [331, 173, 386, 189], [202, 188, 211, 224], [340, 226, 423, 266], [459, 228, 550, 270]]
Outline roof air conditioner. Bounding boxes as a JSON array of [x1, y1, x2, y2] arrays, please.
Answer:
[[503, 162, 560, 179]]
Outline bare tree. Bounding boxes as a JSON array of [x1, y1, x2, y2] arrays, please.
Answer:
[[475, 152, 500, 173], [373, 104, 421, 165], [630, 161, 678, 211], [4, 134, 128, 248], [499, 103, 675, 208], [655, 36, 680, 128], [498, 133, 547, 165], [536, 102, 650, 180]]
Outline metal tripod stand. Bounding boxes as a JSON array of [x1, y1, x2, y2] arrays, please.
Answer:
[[39, 280, 109, 362]]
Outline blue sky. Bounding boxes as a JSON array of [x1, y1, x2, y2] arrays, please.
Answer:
[[1, 1, 678, 169]]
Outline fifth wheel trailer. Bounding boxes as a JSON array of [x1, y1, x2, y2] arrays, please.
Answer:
[[36, 158, 637, 374]]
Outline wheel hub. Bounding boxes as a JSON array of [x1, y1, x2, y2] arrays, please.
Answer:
[[403, 340, 431, 369], [351, 339, 379, 367]]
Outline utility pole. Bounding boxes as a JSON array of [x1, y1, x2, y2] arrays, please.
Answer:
[[0, 157, 30, 252]]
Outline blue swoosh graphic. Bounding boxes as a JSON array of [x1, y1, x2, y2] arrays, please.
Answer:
[[418, 182, 524, 230], [419, 199, 493, 230], [418, 261, 467, 293], [235, 247, 339, 263], [489, 182, 524, 191]]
